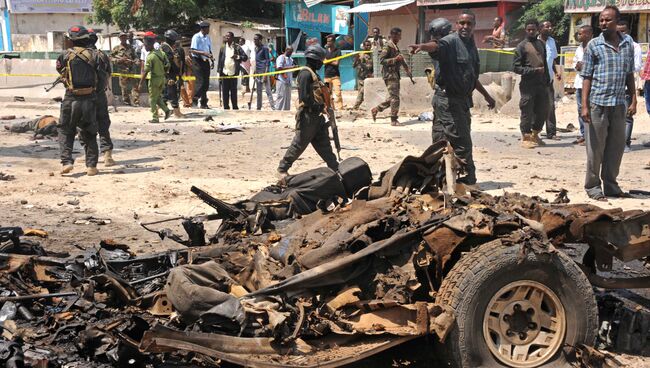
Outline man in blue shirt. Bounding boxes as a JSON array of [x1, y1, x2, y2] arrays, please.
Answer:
[[253, 34, 275, 110], [190, 21, 213, 108], [580, 5, 636, 200], [539, 21, 561, 140]]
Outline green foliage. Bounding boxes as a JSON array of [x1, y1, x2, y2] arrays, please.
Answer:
[[91, 0, 281, 31], [513, 0, 571, 44]]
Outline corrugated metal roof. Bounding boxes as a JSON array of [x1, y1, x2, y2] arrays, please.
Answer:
[[345, 0, 414, 13], [417, 0, 527, 5], [304, 0, 327, 7]]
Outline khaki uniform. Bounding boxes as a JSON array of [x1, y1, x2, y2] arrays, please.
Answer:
[[374, 40, 403, 118], [145, 49, 170, 122], [353, 52, 373, 109], [110, 44, 139, 105]]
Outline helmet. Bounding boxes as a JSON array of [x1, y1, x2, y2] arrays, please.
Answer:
[[304, 45, 326, 61], [66, 25, 89, 41], [429, 18, 452, 38], [164, 29, 179, 42], [87, 28, 98, 44]]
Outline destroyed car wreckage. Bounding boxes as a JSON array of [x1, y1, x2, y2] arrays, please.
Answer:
[[0, 142, 649, 367]]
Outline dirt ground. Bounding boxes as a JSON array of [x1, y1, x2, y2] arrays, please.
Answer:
[[1, 90, 649, 366], [2, 90, 649, 254]]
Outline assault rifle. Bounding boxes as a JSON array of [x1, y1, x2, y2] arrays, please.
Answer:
[[323, 82, 342, 161], [45, 76, 65, 92]]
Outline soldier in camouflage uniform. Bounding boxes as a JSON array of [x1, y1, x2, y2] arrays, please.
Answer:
[[371, 27, 411, 126], [352, 40, 373, 110], [110, 32, 139, 106], [160, 29, 186, 117]]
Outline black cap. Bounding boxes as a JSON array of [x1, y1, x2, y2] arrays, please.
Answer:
[[199, 21, 209, 28]]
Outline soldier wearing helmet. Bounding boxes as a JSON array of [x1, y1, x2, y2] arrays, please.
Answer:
[[160, 29, 186, 117], [277, 44, 339, 178], [110, 32, 139, 106], [56, 25, 102, 176], [85, 28, 116, 167]]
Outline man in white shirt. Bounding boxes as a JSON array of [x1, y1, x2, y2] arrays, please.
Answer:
[[572, 25, 593, 145], [217, 31, 247, 110], [617, 20, 643, 152], [274, 46, 295, 110]]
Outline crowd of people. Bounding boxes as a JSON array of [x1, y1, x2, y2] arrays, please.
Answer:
[[50, 4, 646, 201]]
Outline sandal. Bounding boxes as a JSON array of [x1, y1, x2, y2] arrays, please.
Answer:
[[588, 192, 608, 202]]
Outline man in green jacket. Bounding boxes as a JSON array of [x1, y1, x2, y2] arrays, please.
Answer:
[[138, 36, 171, 123]]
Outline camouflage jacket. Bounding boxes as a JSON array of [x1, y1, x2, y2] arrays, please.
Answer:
[[353, 52, 373, 80], [110, 44, 137, 72], [379, 40, 403, 81]]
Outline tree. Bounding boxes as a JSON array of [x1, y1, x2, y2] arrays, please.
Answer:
[[512, 0, 570, 45], [91, 0, 281, 31]]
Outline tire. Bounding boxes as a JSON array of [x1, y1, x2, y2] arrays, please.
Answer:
[[436, 240, 598, 368]]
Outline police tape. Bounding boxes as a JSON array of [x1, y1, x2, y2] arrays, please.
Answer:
[[479, 48, 574, 57], [0, 50, 373, 81]]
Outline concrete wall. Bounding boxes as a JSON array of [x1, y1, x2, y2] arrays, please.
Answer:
[[10, 13, 100, 34]]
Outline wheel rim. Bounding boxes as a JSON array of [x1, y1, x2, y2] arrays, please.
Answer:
[[482, 280, 566, 368]]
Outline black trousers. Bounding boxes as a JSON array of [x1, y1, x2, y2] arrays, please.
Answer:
[[432, 90, 476, 183], [278, 108, 339, 172], [96, 91, 112, 153], [58, 94, 98, 167], [164, 76, 181, 109], [192, 58, 210, 106], [546, 84, 557, 137], [519, 83, 550, 135], [222, 78, 238, 109]]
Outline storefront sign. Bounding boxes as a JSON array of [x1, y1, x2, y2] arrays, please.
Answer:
[[285, 1, 350, 35], [8, 0, 93, 14], [565, 0, 650, 13]]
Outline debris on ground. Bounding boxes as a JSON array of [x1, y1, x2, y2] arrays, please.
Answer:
[[202, 124, 244, 134], [0, 144, 648, 367], [0, 172, 15, 181]]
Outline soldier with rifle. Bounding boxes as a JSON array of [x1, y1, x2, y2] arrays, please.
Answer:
[[110, 32, 139, 106], [277, 45, 339, 179], [161, 29, 186, 117], [55, 25, 102, 176]]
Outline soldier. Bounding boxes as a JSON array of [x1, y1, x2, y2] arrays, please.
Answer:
[[409, 10, 496, 185], [277, 45, 339, 178], [86, 29, 116, 167], [371, 27, 412, 126], [352, 40, 373, 110], [161, 29, 185, 117], [110, 32, 139, 106], [138, 36, 171, 123], [56, 25, 101, 176]]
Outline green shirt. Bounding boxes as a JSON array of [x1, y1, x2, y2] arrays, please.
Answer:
[[145, 49, 169, 79]]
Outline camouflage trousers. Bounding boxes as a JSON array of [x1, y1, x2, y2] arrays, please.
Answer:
[[118, 76, 139, 106], [375, 78, 400, 117], [353, 78, 365, 108]]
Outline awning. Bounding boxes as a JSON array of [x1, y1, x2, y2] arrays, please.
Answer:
[[304, 0, 326, 7], [417, 0, 527, 5], [345, 0, 415, 13], [564, 0, 650, 14]]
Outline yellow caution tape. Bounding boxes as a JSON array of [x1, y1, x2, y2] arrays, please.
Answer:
[[479, 48, 574, 57]]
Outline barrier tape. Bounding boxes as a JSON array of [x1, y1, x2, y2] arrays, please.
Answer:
[[479, 48, 574, 57], [0, 50, 373, 81]]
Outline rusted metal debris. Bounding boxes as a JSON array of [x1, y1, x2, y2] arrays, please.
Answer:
[[0, 144, 648, 367]]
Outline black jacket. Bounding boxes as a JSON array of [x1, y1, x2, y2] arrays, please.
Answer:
[[217, 43, 248, 76]]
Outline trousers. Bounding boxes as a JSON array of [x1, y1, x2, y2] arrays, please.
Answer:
[[192, 58, 210, 106], [256, 76, 275, 110], [432, 89, 476, 183], [149, 77, 169, 121], [275, 79, 291, 111], [278, 108, 339, 172], [164, 76, 181, 109], [58, 94, 98, 167], [624, 93, 633, 147], [96, 90, 113, 152], [576, 88, 585, 137], [375, 78, 400, 118], [546, 84, 557, 137], [354, 78, 366, 108], [585, 104, 626, 197], [519, 83, 550, 135], [118, 76, 139, 105], [324, 76, 343, 109], [221, 78, 239, 109]]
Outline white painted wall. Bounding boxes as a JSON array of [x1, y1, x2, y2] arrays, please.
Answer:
[[10, 13, 101, 34]]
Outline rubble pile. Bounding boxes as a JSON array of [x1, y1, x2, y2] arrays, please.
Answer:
[[0, 144, 648, 367]]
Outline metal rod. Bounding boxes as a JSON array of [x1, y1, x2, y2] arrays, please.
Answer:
[[130, 271, 170, 285], [0, 292, 76, 303]]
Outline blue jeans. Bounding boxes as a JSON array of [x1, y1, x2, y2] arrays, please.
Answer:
[[576, 88, 585, 137]]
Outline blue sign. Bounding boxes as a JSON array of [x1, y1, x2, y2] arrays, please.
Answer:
[[285, 2, 350, 35]]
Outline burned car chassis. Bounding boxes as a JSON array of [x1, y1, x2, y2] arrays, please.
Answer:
[[1, 143, 648, 368]]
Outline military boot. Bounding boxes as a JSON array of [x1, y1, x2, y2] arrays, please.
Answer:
[[531, 130, 546, 146], [61, 164, 74, 174], [104, 150, 116, 167], [521, 134, 538, 149], [173, 107, 183, 118], [390, 117, 402, 126], [87, 167, 98, 176]]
